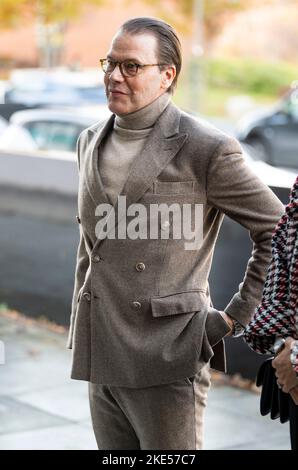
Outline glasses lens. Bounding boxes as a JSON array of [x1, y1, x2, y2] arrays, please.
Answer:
[[100, 59, 139, 77], [122, 61, 138, 76], [101, 59, 114, 74]]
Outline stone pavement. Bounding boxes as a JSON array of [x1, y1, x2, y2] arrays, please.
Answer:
[[0, 310, 291, 450]]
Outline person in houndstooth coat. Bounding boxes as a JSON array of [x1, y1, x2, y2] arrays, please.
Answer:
[[244, 176, 298, 449]]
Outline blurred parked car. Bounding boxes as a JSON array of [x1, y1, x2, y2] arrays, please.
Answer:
[[0, 79, 10, 104], [0, 106, 110, 152], [237, 88, 298, 170], [4, 81, 106, 107], [4, 69, 106, 107]]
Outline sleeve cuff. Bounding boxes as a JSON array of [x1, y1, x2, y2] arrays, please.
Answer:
[[232, 319, 245, 338], [205, 307, 232, 347]]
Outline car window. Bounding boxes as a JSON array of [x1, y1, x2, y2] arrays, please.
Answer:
[[77, 86, 106, 104], [6, 83, 106, 106], [24, 121, 82, 151], [282, 95, 298, 121]]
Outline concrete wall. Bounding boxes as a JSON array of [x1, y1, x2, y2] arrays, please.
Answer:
[[0, 185, 78, 324], [0, 149, 78, 195], [0, 150, 79, 324]]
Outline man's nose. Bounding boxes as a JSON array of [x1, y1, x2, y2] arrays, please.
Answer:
[[109, 63, 124, 81]]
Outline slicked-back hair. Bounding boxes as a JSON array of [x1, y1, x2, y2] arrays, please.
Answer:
[[119, 17, 182, 94]]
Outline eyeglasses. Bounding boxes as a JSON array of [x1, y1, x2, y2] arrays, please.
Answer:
[[100, 58, 167, 78]]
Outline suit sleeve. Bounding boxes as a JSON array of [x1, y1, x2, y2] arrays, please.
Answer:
[[67, 132, 90, 349], [206, 135, 285, 327]]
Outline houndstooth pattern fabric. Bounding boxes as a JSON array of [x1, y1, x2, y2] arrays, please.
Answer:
[[244, 176, 298, 357]]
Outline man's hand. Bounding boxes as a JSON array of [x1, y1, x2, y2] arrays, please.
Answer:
[[219, 311, 234, 336], [272, 337, 298, 393]]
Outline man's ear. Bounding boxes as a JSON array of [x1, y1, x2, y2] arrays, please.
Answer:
[[161, 65, 176, 90]]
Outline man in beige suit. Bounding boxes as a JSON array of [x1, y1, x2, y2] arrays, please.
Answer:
[[67, 17, 284, 449]]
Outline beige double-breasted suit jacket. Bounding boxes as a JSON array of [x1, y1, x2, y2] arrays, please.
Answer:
[[67, 101, 284, 388]]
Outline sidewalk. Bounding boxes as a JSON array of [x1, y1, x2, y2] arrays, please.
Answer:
[[0, 309, 290, 450]]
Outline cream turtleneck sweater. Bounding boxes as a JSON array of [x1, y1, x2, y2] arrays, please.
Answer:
[[98, 92, 171, 206]]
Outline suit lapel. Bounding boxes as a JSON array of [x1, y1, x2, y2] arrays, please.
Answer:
[[84, 113, 115, 207], [120, 103, 187, 209], [87, 102, 188, 246]]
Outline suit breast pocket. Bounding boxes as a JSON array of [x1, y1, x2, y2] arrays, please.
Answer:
[[142, 180, 206, 206], [153, 180, 195, 195]]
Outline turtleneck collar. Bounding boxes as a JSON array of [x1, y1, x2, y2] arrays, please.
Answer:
[[114, 92, 171, 130]]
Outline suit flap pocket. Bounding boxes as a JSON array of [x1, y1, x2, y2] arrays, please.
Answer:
[[151, 290, 204, 317]]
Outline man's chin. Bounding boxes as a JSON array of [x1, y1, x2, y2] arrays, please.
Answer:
[[108, 102, 131, 116]]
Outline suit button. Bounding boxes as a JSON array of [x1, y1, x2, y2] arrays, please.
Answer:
[[92, 254, 102, 263], [131, 301, 142, 310], [76, 215, 81, 224], [161, 220, 170, 230], [82, 292, 91, 302], [135, 262, 145, 272]]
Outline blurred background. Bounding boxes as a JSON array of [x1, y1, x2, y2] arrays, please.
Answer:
[[0, 0, 297, 449]]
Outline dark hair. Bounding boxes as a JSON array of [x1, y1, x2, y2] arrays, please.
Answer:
[[119, 17, 182, 94]]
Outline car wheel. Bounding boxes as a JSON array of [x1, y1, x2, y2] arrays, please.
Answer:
[[245, 136, 269, 162]]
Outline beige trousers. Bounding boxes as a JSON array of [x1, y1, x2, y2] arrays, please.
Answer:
[[88, 364, 211, 450]]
